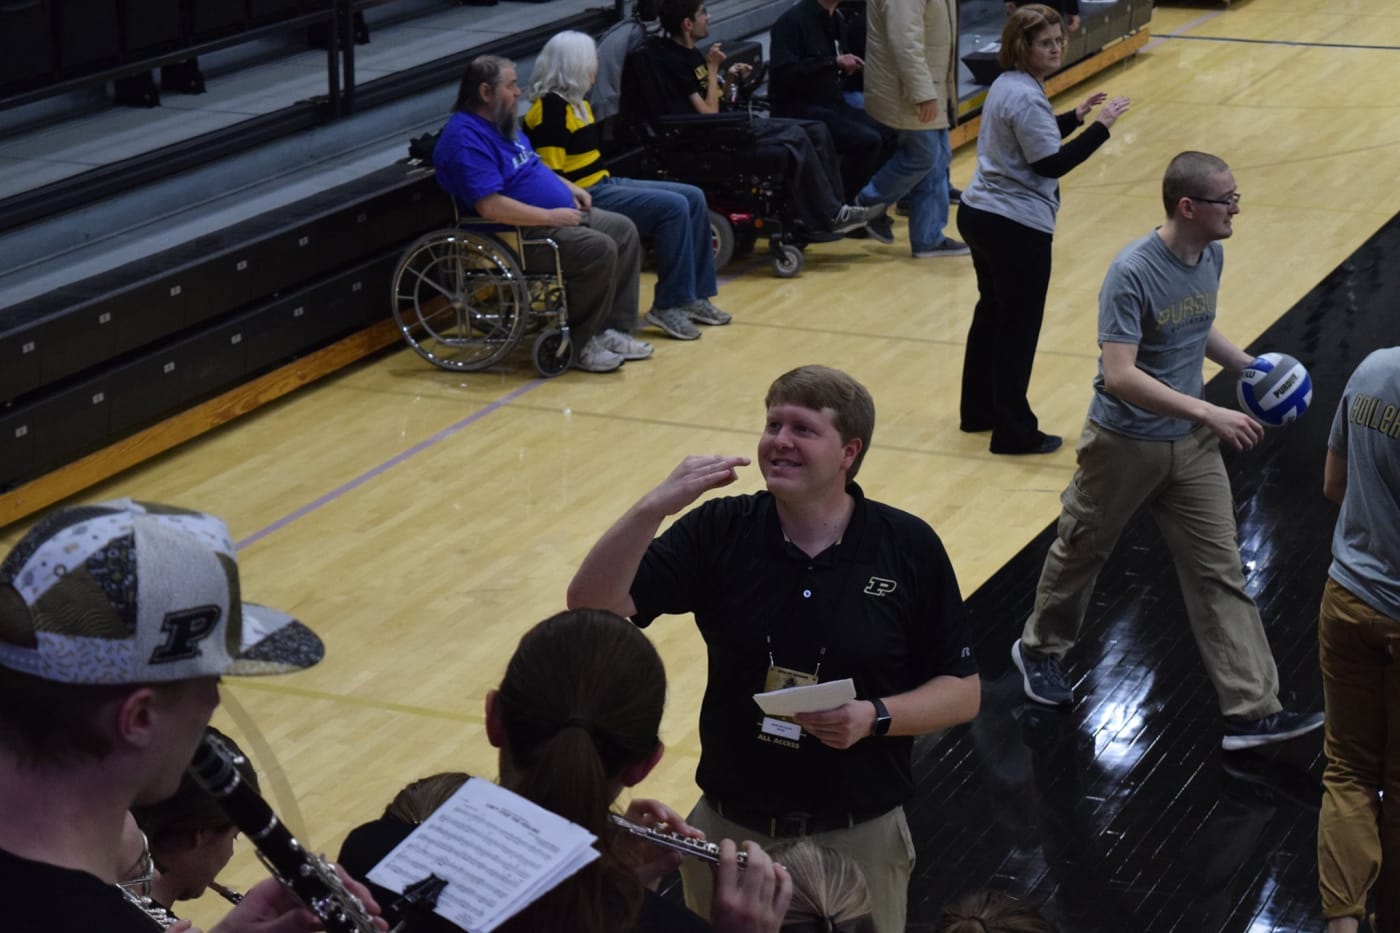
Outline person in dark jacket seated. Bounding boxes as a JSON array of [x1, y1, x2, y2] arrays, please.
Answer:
[[643, 0, 884, 238], [769, 0, 892, 217]]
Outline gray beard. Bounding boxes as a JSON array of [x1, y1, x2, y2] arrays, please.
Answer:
[[495, 106, 517, 139]]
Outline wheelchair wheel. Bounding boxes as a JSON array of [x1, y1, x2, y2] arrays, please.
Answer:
[[708, 210, 735, 271], [392, 229, 529, 371], [532, 328, 573, 378], [771, 241, 804, 279]]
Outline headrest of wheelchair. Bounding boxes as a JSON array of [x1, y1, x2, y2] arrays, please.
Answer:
[[634, 0, 661, 22]]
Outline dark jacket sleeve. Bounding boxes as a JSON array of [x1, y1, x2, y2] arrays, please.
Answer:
[[1055, 109, 1082, 138], [1029, 120, 1109, 178]]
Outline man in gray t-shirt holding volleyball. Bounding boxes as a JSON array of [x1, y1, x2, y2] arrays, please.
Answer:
[[1009, 150, 1323, 751]]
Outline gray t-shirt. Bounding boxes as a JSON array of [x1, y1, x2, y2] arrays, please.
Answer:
[[959, 71, 1062, 234], [1328, 346, 1400, 620], [1087, 231, 1223, 440]]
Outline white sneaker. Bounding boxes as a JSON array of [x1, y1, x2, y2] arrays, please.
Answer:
[[574, 337, 625, 373], [596, 328, 654, 360]]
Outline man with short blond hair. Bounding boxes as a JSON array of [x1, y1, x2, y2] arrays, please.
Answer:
[[568, 365, 980, 933]]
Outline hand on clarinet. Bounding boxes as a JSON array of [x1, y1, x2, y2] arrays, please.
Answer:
[[209, 870, 388, 933]]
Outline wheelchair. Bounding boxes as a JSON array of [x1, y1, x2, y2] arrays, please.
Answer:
[[391, 200, 577, 377], [597, 15, 812, 278]]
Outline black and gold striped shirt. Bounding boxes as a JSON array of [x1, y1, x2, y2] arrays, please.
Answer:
[[523, 93, 610, 189]]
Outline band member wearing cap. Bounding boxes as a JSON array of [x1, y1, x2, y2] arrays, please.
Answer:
[[568, 365, 981, 933], [0, 499, 383, 932]]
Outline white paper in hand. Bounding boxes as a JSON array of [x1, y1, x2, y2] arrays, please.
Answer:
[[366, 777, 599, 932], [753, 677, 857, 717]]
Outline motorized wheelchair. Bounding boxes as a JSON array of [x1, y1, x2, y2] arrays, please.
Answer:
[[390, 190, 579, 377], [593, 5, 816, 278]]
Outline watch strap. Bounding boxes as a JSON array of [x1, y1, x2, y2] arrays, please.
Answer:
[[869, 696, 891, 737]]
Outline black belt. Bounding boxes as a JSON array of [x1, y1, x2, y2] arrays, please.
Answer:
[[706, 796, 892, 838]]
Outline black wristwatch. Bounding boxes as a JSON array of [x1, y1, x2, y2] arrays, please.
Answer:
[[869, 696, 892, 737]]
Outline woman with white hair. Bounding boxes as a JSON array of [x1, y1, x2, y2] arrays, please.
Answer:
[[525, 30, 728, 344]]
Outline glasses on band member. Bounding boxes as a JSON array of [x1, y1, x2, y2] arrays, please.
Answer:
[[1189, 192, 1242, 207], [118, 829, 155, 898], [1033, 36, 1066, 49]]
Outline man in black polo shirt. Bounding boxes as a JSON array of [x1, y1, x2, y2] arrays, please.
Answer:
[[642, 0, 882, 237], [568, 365, 981, 933]]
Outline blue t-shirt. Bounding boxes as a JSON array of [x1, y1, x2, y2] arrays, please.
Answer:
[[1087, 231, 1224, 440], [432, 110, 574, 213]]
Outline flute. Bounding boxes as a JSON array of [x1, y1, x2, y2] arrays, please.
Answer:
[[609, 814, 748, 867], [209, 880, 243, 905]]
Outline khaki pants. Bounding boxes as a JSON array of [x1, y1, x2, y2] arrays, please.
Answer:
[[678, 796, 914, 933], [1021, 420, 1281, 719], [1318, 579, 1400, 930]]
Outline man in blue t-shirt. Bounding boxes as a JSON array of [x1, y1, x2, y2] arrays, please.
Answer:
[[1010, 151, 1323, 752], [433, 55, 651, 373]]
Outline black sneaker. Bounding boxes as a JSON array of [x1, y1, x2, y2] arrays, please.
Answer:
[[1221, 709, 1324, 751], [1011, 640, 1072, 707], [865, 213, 895, 244]]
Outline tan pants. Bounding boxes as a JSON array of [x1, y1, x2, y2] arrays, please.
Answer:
[[1022, 420, 1281, 719], [678, 796, 914, 933], [1318, 579, 1400, 931]]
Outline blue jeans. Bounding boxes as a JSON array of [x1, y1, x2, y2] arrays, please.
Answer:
[[586, 176, 717, 310], [858, 127, 950, 253]]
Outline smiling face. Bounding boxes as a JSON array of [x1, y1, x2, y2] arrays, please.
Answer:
[[757, 403, 861, 500]]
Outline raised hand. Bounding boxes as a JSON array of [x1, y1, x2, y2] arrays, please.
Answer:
[[1095, 95, 1131, 128], [639, 455, 751, 518], [1075, 90, 1108, 122]]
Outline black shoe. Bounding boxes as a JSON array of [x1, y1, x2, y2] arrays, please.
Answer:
[[1011, 640, 1073, 706], [865, 213, 895, 244], [949, 185, 962, 206], [1221, 709, 1324, 751], [990, 432, 1062, 455], [959, 420, 993, 433]]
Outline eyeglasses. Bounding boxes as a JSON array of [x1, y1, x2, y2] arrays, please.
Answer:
[[1189, 192, 1241, 207], [1033, 36, 1066, 50], [118, 830, 155, 899]]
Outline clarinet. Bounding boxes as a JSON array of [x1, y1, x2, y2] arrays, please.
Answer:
[[187, 733, 381, 933], [609, 814, 748, 867]]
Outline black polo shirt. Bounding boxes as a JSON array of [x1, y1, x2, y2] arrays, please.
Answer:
[[630, 483, 976, 816]]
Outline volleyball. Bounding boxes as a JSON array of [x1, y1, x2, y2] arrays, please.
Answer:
[[1236, 353, 1312, 426]]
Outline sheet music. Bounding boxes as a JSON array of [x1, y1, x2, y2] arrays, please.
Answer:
[[753, 677, 857, 716], [367, 777, 599, 932]]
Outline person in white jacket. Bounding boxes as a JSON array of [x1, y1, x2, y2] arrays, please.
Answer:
[[855, 0, 968, 257]]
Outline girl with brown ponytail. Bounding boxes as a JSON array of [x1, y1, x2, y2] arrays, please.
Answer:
[[486, 608, 792, 933]]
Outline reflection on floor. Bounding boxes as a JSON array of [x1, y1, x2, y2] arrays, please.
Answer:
[[905, 213, 1400, 931]]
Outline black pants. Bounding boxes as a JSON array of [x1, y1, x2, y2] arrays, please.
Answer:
[[774, 101, 892, 202], [754, 117, 846, 232], [956, 202, 1054, 451]]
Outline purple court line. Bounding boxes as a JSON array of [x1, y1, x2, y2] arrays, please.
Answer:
[[234, 263, 753, 551], [236, 379, 543, 551], [1144, 8, 1226, 51]]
